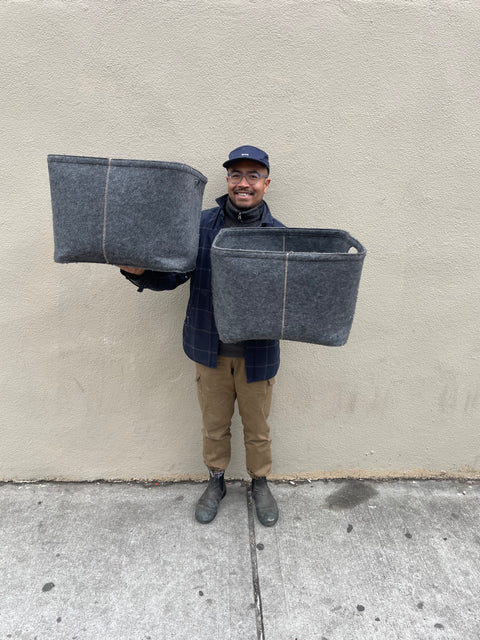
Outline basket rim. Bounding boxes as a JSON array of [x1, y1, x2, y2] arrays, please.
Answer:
[[47, 154, 208, 183], [212, 227, 366, 259]]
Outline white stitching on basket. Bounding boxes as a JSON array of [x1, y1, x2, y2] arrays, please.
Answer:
[[280, 251, 292, 339], [102, 158, 112, 263]]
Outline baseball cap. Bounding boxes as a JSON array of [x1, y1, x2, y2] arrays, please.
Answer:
[[222, 145, 270, 173]]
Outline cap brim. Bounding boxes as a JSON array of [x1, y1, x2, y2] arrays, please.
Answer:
[[223, 158, 269, 172]]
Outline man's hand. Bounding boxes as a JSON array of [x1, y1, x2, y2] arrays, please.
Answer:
[[118, 266, 145, 276]]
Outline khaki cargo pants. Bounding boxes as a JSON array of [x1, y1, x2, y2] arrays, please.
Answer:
[[195, 356, 275, 478]]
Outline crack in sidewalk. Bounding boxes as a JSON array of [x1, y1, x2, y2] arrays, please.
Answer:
[[247, 487, 265, 640]]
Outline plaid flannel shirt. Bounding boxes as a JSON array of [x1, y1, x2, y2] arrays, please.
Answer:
[[123, 194, 285, 383]]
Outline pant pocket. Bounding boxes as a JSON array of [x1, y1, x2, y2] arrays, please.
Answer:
[[263, 378, 275, 415], [196, 374, 205, 411]]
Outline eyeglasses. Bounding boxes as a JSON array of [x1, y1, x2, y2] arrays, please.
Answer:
[[227, 171, 268, 185]]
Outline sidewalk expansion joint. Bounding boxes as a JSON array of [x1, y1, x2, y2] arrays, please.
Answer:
[[247, 488, 266, 640]]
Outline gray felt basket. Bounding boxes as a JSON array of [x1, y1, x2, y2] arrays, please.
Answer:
[[48, 154, 208, 271], [211, 228, 366, 346]]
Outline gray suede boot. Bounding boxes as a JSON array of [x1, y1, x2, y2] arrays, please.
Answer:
[[195, 472, 226, 524], [251, 477, 279, 527]]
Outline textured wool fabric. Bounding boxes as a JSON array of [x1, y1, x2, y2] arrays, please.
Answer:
[[211, 228, 366, 346], [48, 155, 208, 272]]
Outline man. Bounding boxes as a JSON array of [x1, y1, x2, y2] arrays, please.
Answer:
[[120, 145, 284, 526]]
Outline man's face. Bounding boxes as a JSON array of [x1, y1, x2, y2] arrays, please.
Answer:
[[226, 159, 270, 210]]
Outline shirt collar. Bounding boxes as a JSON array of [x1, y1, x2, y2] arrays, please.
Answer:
[[215, 194, 275, 227]]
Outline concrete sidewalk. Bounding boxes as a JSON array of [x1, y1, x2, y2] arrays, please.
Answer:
[[0, 479, 478, 640]]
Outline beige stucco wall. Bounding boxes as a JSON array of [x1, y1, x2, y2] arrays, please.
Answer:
[[1, 0, 479, 481]]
